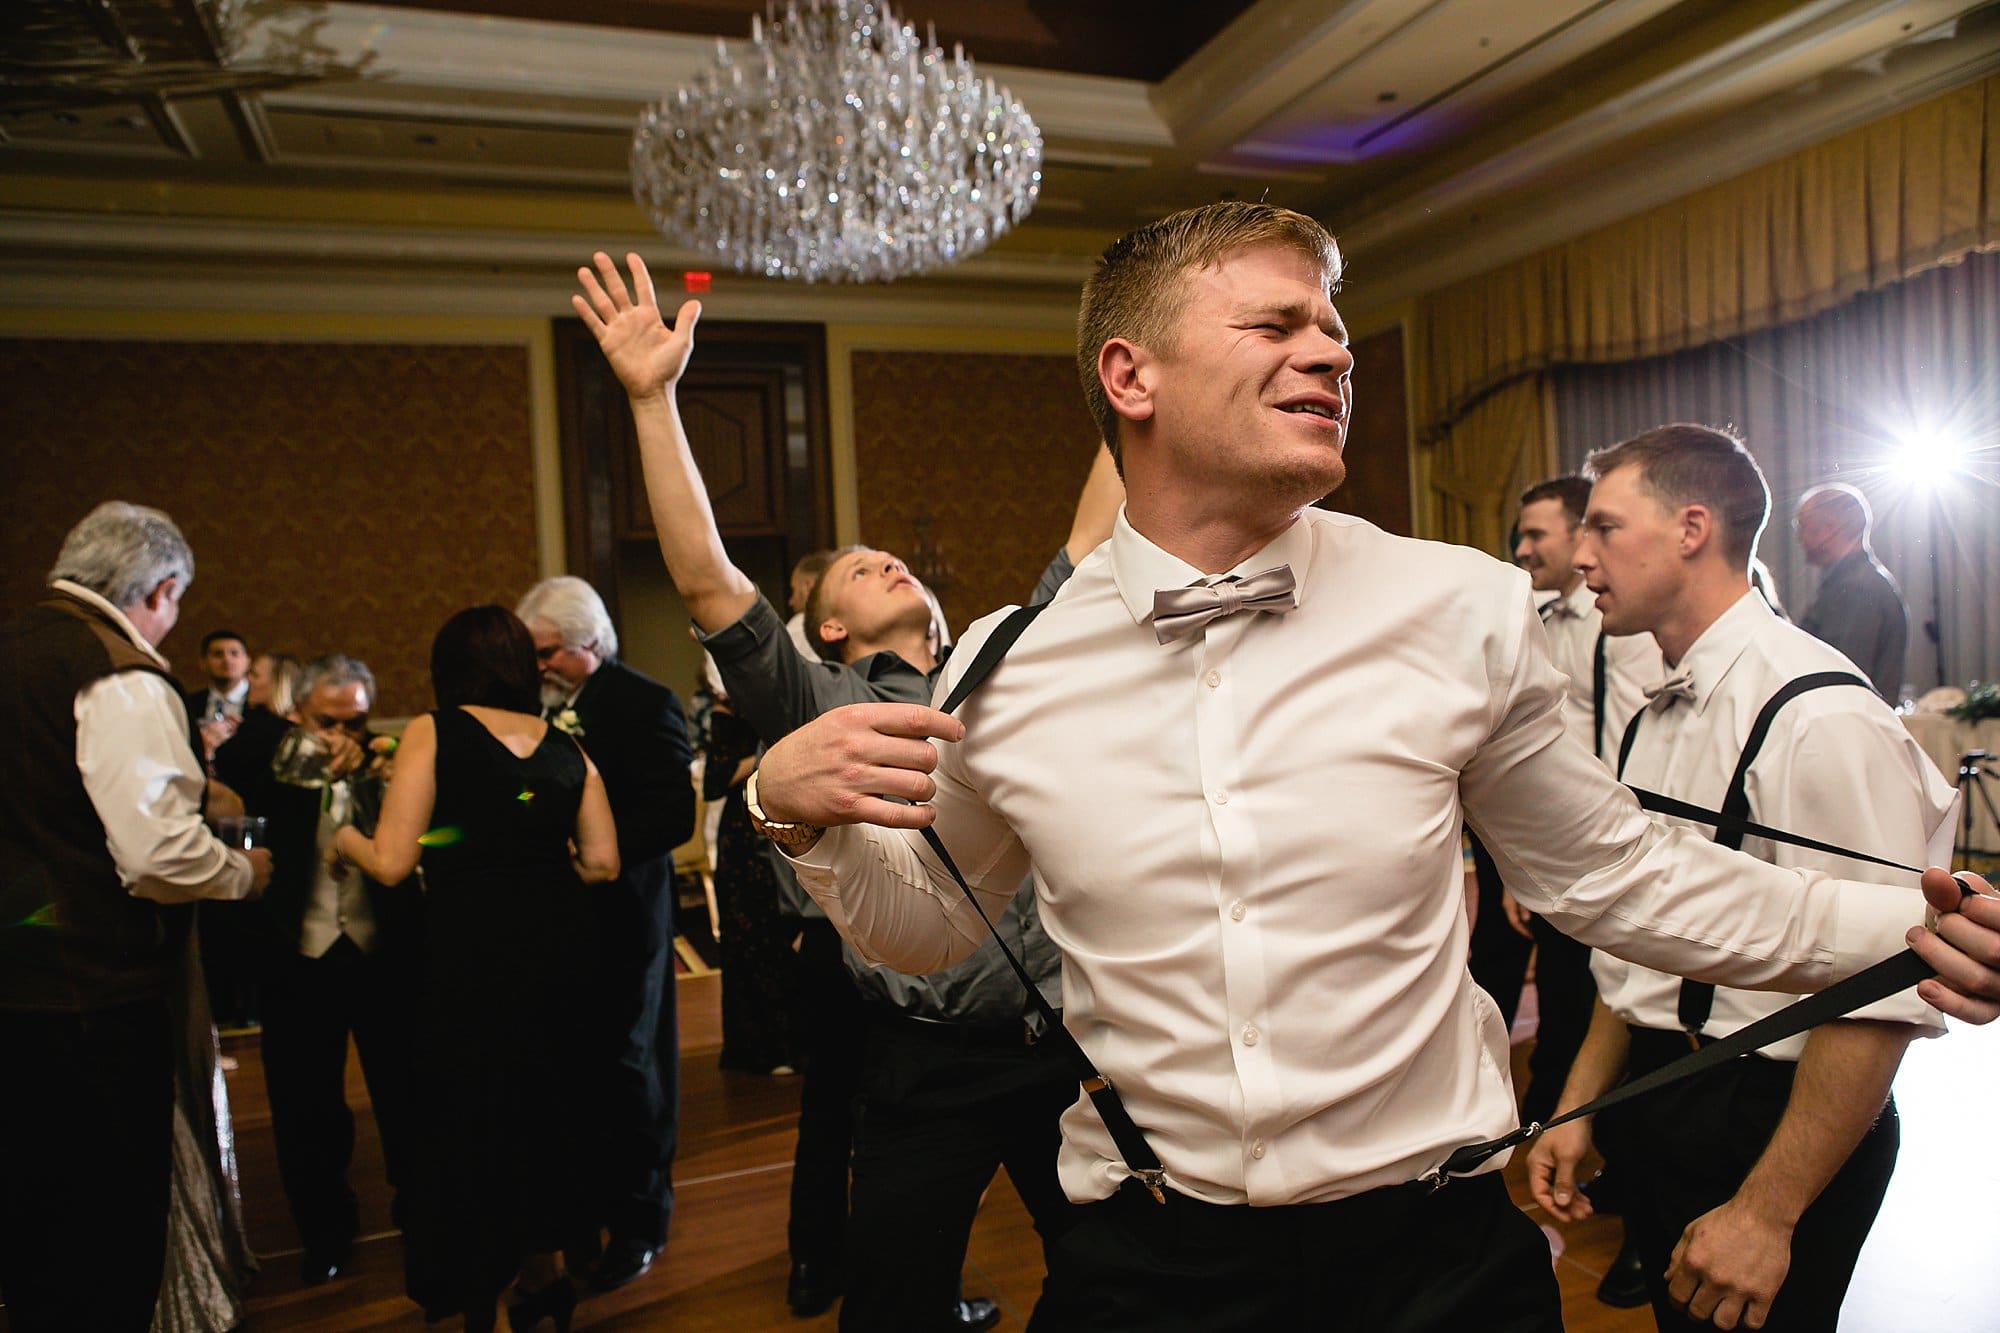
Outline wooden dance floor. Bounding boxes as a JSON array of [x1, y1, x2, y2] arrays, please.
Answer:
[[24, 972, 1992, 1332]]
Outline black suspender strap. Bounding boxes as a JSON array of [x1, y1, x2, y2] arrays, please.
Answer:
[[923, 601, 1171, 1202], [1616, 703, 1647, 780], [1423, 798, 1965, 1190], [1674, 671, 1871, 1035], [1425, 916, 1951, 1187], [1591, 632, 1607, 761], [1424, 669, 1934, 1190]]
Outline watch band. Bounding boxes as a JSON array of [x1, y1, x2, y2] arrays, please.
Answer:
[[745, 769, 824, 852]]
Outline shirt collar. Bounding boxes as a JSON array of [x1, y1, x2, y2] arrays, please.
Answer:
[[50, 579, 170, 670], [1109, 507, 1317, 630], [1672, 590, 1770, 715], [1558, 579, 1596, 620]]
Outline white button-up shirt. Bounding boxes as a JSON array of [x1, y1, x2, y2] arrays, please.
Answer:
[[1594, 591, 1952, 1059], [1537, 578, 1661, 760], [790, 509, 1932, 1206], [61, 581, 254, 906]]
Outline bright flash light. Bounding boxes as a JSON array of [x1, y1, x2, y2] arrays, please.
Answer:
[[1894, 426, 1968, 490]]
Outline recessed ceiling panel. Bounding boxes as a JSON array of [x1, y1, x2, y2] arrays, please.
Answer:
[[1233, 0, 1681, 165]]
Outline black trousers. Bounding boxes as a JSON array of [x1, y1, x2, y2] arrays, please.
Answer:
[[1596, 1027, 1900, 1333], [579, 862, 680, 1249], [260, 934, 417, 1255], [0, 999, 174, 1333], [840, 1015, 1080, 1332], [1518, 915, 1597, 1127], [198, 898, 262, 1027], [1030, 1172, 1559, 1332], [1466, 831, 1532, 1030], [788, 918, 867, 1270]]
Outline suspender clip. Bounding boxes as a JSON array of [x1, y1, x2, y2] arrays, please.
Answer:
[[1134, 1168, 1167, 1205], [1420, 1167, 1450, 1194]]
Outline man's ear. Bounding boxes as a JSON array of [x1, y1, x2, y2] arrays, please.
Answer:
[[1679, 504, 1716, 559], [817, 616, 849, 650], [1098, 338, 1156, 427], [146, 577, 180, 611]]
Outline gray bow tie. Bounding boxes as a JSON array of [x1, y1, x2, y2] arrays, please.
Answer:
[[1152, 566, 1298, 644], [1644, 666, 1696, 711], [1540, 597, 1581, 621]]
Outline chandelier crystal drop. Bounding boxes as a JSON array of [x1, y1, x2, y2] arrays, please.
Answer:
[[630, 0, 1044, 284]]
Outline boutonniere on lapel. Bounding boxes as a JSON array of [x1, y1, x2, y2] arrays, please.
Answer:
[[552, 707, 585, 738]]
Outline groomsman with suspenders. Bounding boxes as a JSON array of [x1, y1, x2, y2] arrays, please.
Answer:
[[1530, 424, 1956, 1332]]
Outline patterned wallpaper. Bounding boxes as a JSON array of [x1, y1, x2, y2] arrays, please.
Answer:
[[850, 350, 1099, 635], [0, 339, 540, 718]]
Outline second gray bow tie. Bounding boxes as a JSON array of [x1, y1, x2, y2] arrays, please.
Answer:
[[1644, 666, 1696, 711], [1152, 566, 1298, 644]]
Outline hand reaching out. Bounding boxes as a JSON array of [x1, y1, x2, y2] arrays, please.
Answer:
[[572, 251, 703, 402]]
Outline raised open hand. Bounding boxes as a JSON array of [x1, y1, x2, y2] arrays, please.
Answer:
[[572, 251, 703, 400]]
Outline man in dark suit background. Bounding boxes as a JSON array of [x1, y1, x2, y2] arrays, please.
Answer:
[[517, 575, 696, 1290], [185, 627, 251, 763]]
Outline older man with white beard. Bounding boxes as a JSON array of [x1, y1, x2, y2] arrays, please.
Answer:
[[515, 576, 695, 1290]]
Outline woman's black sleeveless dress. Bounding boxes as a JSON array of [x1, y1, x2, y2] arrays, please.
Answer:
[[404, 707, 594, 1316]]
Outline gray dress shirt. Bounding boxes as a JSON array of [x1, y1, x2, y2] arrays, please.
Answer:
[[1799, 549, 1908, 696], [699, 589, 1062, 1025]]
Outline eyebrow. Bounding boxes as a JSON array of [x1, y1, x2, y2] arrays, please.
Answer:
[[1240, 301, 1348, 343]]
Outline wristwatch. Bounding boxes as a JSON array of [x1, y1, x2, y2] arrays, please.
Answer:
[[745, 770, 824, 853]]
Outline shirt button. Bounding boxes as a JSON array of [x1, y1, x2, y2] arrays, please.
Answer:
[[1204, 669, 1222, 689], [1251, 1140, 1266, 1159], [1229, 901, 1246, 921], [1212, 789, 1230, 805], [1242, 1025, 1259, 1046]]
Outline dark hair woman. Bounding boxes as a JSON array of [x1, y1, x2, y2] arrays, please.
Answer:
[[336, 605, 617, 1332]]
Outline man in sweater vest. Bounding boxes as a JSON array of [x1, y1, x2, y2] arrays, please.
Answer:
[[0, 501, 273, 1333]]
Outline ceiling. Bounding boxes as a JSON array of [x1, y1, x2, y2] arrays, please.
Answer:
[[4, 0, 1999, 324]]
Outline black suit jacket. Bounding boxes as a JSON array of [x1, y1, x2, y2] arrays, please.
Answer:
[[567, 659, 696, 882]]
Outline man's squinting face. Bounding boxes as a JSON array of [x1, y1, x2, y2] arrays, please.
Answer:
[[204, 637, 249, 688], [301, 681, 370, 740], [1513, 498, 1583, 594], [1147, 244, 1353, 505], [1573, 465, 1685, 637], [530, 622, 600, 702]]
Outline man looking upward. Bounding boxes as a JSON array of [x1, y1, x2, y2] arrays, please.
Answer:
[[743, 201, 2000, 1332], [569, 254, 1124, 1330]]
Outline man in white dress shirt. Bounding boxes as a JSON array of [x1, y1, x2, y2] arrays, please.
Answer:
[[746, 203, 2000, 1331], [0, 502, 272, 1332], [1526, 425, 1953, 1332]]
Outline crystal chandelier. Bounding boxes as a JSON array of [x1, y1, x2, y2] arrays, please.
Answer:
[[630, 0, 1044, 284]]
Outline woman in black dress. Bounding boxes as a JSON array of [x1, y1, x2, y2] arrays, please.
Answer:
[[336, 607, 619, 1332]]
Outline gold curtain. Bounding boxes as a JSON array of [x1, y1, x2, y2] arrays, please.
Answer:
[[1410, 73, 2000, 543]]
